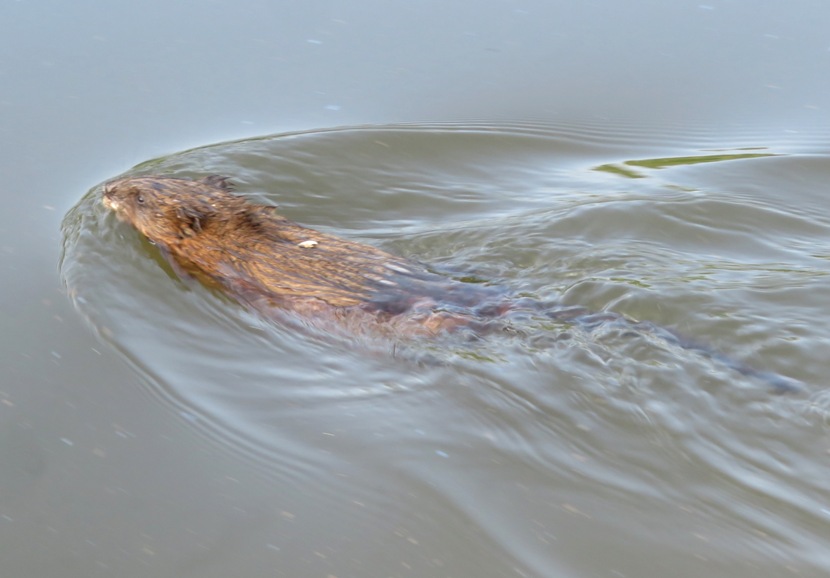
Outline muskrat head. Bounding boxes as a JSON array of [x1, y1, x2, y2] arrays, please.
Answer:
[[102, 176, 235, 244]]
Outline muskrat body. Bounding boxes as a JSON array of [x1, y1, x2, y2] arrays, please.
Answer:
[[102, 175, 511, 335], [102, 175, 802, 392]]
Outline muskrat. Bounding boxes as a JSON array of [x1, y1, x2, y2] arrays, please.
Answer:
[[102, 175, 802, 392]]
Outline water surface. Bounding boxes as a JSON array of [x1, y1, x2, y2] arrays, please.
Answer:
[[61, 122, 830, 577]]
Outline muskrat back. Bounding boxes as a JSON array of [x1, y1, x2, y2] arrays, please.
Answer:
[[102, 175, 503, 330]]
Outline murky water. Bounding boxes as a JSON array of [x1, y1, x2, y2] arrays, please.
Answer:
[[3, 0, 830, 574], [60, 122, 830, 576]]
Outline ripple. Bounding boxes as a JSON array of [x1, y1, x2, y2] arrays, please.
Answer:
[[62, 121, 830, 574]]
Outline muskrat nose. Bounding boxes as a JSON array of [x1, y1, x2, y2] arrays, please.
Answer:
[[102, 183, 118, 209]]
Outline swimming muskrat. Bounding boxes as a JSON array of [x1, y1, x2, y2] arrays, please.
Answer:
[[102, 175, 802, 392]]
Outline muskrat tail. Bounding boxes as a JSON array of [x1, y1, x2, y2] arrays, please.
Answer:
[[545, 307, 803, 394], [630, 319, 803, 394]]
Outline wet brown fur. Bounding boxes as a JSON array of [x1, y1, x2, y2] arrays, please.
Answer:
[[102, 175, 489, 333]]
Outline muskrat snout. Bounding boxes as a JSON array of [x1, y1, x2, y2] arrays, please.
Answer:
[[102, 183, 117, 210], [101, 179, 136, 218]]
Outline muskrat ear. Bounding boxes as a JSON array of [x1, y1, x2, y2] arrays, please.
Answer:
[[175, 205, 210, 238], [199, 175, 235, 191]]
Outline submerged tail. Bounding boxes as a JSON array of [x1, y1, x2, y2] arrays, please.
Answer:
[[542, 305, 803, 394]]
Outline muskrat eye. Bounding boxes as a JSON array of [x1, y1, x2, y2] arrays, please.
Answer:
[[136, 195, 145, 204]]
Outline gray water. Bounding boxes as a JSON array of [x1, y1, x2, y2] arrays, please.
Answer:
[[5, 2, 830, 577]]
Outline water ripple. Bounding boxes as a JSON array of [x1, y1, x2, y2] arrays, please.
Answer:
[[62, 121, 830, 574]]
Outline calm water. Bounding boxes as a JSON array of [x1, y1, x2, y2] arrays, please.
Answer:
[[5, 1, 830, 577]]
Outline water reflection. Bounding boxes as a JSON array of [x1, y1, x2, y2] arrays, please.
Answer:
[[595, 150, 778, 178], [62, 122, 830, 576]]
